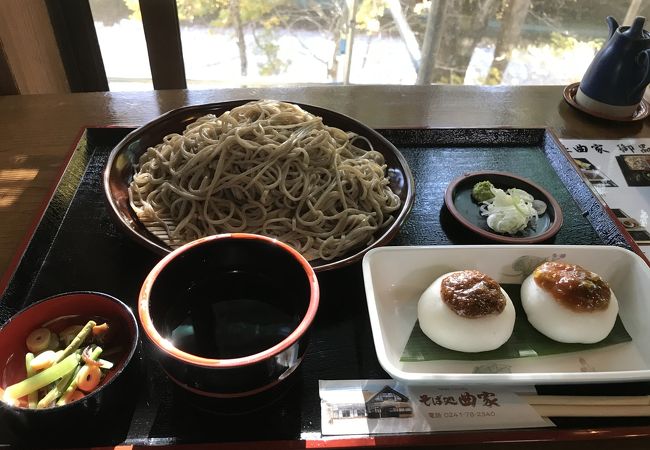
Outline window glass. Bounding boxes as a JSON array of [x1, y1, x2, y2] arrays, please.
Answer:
[[90, 0, 649, 90], [89, 0, 154, 91]]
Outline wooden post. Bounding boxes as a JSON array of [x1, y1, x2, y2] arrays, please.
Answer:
[[0, 0, 70, 94], [139, 0, 187, 90], [0, 42, 18, 95], [46, 0, 109, 93]]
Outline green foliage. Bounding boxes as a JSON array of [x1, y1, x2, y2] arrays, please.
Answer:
[[89, 0, 132, 26], [483, 67, 503, 85], [125, 0, 278, 24], [549, 31, 603, 56], [254, 29, 291, 76], [239, 1, 289, 23], [433, 70, 465, 85], [123, 0, 139, 19], [550, 31, 578, 52], [176, 0, 223, 23], [448, 72, 465, 85], [208, 0, 293, 28], [356, 0, 387, 33]]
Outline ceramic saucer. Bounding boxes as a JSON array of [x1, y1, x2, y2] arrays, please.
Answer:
[[563, 82, 650, 122], [444, 171, 563, 244]]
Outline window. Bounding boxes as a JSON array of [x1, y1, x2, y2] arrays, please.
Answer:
[[88, 0, 648, 90], [89, 0, 153, 91]]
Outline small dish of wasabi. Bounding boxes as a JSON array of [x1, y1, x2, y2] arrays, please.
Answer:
[[444, 171, 563, 244]]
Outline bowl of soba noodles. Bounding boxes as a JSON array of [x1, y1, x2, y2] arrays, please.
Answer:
[[103, 99, 414, 271]]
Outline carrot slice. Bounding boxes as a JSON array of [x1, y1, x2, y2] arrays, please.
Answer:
[[92, 323, 109, 336]]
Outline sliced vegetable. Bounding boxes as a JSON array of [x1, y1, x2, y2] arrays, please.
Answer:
[[59, 389, 84, 405], [59, 325, 83, 346], [81, 345, 103, 367], [25, 353, 38, 408], [479, 187, 543, 235], [36, 367, 76, 409], [10, 318, 115, 409], [56, 320, 96, 363], [97, 359, 114, 370], [47, 332, 60, 351], [56, 365, 82, 406], [532, 199, 547, 215], [30, 350, 57, 371], [2, 353, 80, 403], [26, 328, 51, 354], [56, 346, 103, 406]]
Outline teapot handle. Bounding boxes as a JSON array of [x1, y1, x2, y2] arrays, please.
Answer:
[[632, 49, 650, 101], [606, 16, 619, 40]]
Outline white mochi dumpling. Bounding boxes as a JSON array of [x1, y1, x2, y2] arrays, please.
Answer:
[[417, 270, 516, 353], [521, 261, 618, 344]]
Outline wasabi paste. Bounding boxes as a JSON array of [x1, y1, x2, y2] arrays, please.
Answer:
[[471, 180, 495, 202]]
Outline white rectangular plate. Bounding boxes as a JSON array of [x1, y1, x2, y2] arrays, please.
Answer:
[[362, 245, 650, 385]]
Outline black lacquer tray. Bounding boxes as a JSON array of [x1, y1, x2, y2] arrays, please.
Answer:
[[1, 127, 648, 449]]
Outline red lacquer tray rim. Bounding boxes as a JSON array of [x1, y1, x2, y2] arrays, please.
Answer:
[[1, 125, 649, 448]]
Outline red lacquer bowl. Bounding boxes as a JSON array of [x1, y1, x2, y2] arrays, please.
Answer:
[[0, 292, 139, 446], [139, 233, 319, 398]]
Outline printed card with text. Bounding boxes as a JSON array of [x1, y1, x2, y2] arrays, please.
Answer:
[[560, 138, 650, 257], [319, 380, 552, 436]]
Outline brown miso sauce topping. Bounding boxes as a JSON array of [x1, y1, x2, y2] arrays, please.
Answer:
[[440, 270, 506, 318], [533, 261, 610, 312]]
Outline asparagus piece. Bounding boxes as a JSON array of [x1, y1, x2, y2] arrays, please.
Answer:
[[2, 353, 79, 403], [25, 353, 38, 408], [56, 320, 96, 363], [36, 367, 76, 409], [87, 345, 103, 360], [56, 345, 103, 406], [55, 365, 82, 406]]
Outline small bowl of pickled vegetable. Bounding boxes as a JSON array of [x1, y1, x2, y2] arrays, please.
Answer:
[[0, 292, 139, 445], [444, 171, 563, 244]]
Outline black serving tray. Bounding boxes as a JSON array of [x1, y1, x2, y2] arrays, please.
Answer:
[[0, 127, 647, 448]]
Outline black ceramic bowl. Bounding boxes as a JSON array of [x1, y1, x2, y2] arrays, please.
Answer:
[[0, 292, 139, 445], [138, 233, 319, 397], [103, 99, 415, 272]]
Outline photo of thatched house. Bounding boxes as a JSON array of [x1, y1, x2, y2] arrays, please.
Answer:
[[327, 385, 413, 421], [365, 385, 413, 418]]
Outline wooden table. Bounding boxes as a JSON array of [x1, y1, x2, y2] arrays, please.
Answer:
[[1, 85, 649, 449]]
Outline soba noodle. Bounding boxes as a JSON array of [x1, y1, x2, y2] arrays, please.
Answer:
[[128, 99, 401, 261]]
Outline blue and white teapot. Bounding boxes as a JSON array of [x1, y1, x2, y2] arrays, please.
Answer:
[[576, 16, 650, 119]]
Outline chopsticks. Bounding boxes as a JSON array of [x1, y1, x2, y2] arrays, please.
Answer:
[[519, 394, 650, 417], [532, 404, 650, 417]]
